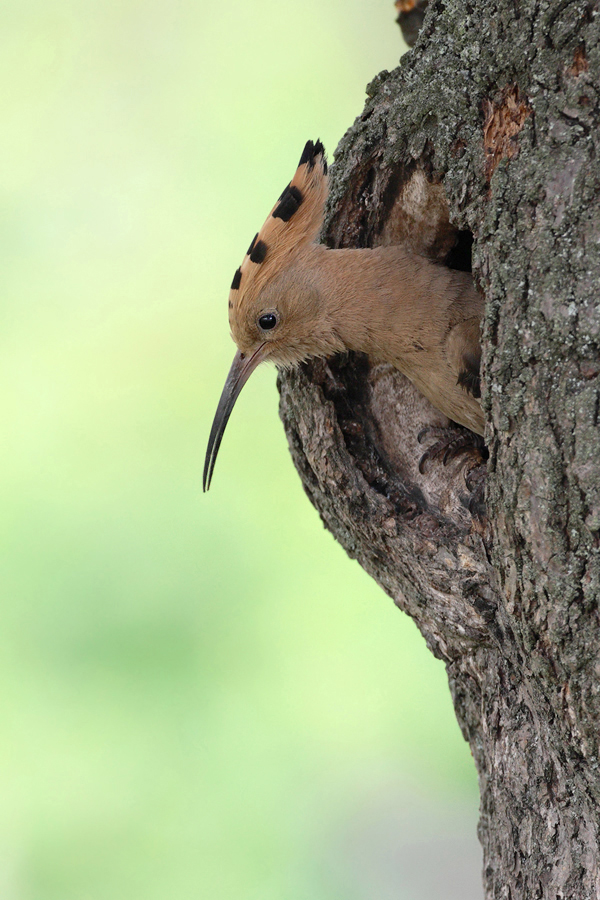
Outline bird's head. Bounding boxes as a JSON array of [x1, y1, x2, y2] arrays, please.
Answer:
[[204, 140, 330, 490]]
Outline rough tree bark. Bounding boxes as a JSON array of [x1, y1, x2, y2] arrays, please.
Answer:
[[277, 2, 600, 897]]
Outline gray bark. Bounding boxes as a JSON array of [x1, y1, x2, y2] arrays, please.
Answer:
[[277, 1, 600, 897]]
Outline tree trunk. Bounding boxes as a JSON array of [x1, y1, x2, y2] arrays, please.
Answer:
[[277, 1, 600, 896]]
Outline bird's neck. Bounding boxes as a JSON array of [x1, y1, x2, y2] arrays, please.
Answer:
[[303, 243, 447, 360]]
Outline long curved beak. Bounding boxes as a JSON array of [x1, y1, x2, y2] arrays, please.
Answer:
[[203, 345, 268, 491]]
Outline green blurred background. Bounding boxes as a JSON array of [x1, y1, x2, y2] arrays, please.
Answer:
[[1, 1, 481, 897]]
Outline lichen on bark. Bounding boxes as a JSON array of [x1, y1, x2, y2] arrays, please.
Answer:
[[278, 1, 600, 896]]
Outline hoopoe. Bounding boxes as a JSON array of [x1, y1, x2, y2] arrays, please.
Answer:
[[204, 140, 484, 490]]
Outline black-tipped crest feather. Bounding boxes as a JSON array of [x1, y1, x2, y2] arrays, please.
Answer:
[[273, 185, 303, 222], [298, 139, 327, 172], [249, 240, 267, 264]]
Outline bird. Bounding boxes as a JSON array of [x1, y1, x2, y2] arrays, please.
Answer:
[[203, 140, 484, 491]]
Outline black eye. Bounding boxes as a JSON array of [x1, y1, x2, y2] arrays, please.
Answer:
[[258, 312, 278, 331]]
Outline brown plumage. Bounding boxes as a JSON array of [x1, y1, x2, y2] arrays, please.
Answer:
[[204, 140, 484, 490]]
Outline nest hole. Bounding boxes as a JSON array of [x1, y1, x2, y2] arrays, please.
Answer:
[[444, 230, 473, 273]]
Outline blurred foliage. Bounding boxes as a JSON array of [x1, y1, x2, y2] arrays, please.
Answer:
[[0, 1, 479, 898]]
